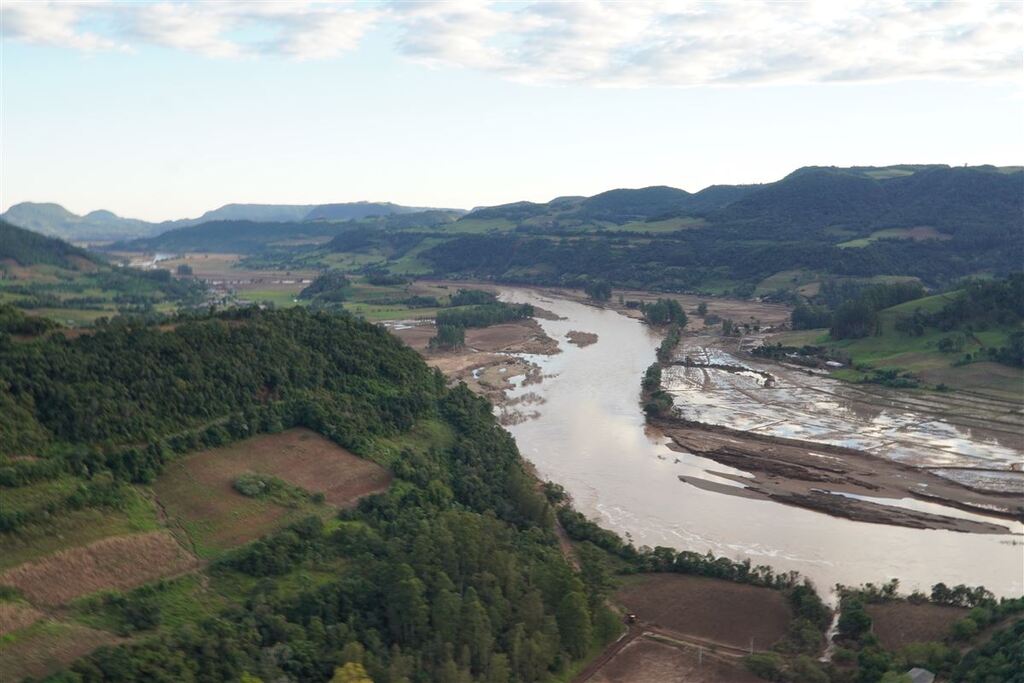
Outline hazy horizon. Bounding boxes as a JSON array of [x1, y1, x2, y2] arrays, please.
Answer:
[[3, 1, 1021, 222]]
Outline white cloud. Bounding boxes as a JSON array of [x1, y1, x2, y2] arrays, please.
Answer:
[[2, 0, 1020, 85]]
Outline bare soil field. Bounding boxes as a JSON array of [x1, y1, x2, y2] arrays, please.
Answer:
[[588, 637, 761, 683], [154, 429, 390, 553], [616, 574, 793, 651], [392, 318, 559, 355], [866, 602, 968, 650], [0, 531, 196, 606], [0, 602, 44, 636], [0, 620, 119, 682]]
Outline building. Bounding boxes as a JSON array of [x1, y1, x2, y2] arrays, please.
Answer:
[[907, 668, 935, 683]]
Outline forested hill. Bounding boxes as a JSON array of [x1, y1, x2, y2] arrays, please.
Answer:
[[0, 306, 619, 680], [0, 220, 103, 269], [459, 164, 1022, 228]]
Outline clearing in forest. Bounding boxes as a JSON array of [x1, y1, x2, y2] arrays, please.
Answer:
[[616, 574, 793, 651], [0, 619, 119, 682], [153, 428, 391, 554], [0, 531, 196, 606], [590, 637, 763, 683], [866, 602, 968, 650]]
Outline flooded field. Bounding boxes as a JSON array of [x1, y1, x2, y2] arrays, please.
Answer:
[[496, 288, 1024, 600], [662, 337, 1023, 476]]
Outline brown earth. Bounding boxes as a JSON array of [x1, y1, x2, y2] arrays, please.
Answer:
[[154, 428, 391, 551], [616, 574, 793, 651], [199, 427, 393, 507], [0, 602, 45, 636], [654, 416, 1020, 534], [566, 330, 599, 347], [0, 531, 197, 606], [866, 602, 968, 650], [393, 318, 559, 356], [587, 637, 762, 683], [0, 620, 120, 682]]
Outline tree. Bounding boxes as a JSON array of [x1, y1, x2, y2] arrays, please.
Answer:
[[584, 280, 612, 301], [556, 591, 592, 658], [176, 264, 193, 276], [429, 324, 465, 350], [696, 302, 708, 317], [330, 662, 372, 683]]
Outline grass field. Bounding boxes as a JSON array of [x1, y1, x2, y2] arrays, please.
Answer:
[[770, 291, 1023, 398], [0, 531, 196, 606], [153, 429, 391, 556], [838, 226, 951, 249], [0, 619, 119, 682], [0, 486, 159, 570], [72, 573, 223, 635], [612, 217, 706, 234]]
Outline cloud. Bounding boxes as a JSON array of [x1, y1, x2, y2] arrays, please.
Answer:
[[2, 1, 377, 60], [2, 0, 1020, 86]]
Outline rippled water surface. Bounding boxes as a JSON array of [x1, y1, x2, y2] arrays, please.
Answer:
[[498, 288, 1024, 599]]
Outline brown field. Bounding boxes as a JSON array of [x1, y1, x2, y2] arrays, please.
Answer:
[[0, 602, 45, 636], [616, 574, 793, 651], [153, 428, 391, 553], [0, 620, 119, 682], [0, 531, 196, 606], [590, 637, 762, 683], [866, 602, 968, 650]]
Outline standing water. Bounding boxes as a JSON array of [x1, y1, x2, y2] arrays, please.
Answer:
[[498, 288, 1024, 600]]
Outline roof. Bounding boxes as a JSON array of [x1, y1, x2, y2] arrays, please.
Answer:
[[907, 668, 936, 683]]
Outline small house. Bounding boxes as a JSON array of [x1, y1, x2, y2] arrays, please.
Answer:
[[907, 668, 935, 683]]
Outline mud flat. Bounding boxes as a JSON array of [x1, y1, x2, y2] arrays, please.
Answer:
[[654, 416, 1021, 534], [389, 317, 559, 419], [566, 330, 599, 347]]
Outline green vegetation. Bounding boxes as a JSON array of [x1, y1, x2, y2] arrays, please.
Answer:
[[0, 222, 205, 326], [428, 324, 465, 350], [832, 581, 1024, 683], [435, 301, 533, 328], [299, 270, 351, 303]]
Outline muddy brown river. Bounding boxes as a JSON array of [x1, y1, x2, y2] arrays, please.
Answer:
[[497, 288, 1024, 600]]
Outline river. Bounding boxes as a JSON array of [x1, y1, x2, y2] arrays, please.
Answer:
[[497, 288, 1024, 600]]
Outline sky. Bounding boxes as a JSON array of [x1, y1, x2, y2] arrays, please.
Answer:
[[1, 1, 1022, 222]]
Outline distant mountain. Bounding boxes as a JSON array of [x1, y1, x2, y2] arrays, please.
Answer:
[[1, 201, 466, 242], [118, 209, 465, 253], [305, 202, 442, 221], [180, 204, 317, 225], [1, 203, 154, 242]]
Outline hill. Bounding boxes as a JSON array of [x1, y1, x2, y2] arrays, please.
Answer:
[[1, 201, 466, 242], [0, 220, 103, 269], [0, 306, 615, 680], [1, 203, 155, 241], [0, 222, 203, 325], [771, 275, 1024, 399]]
